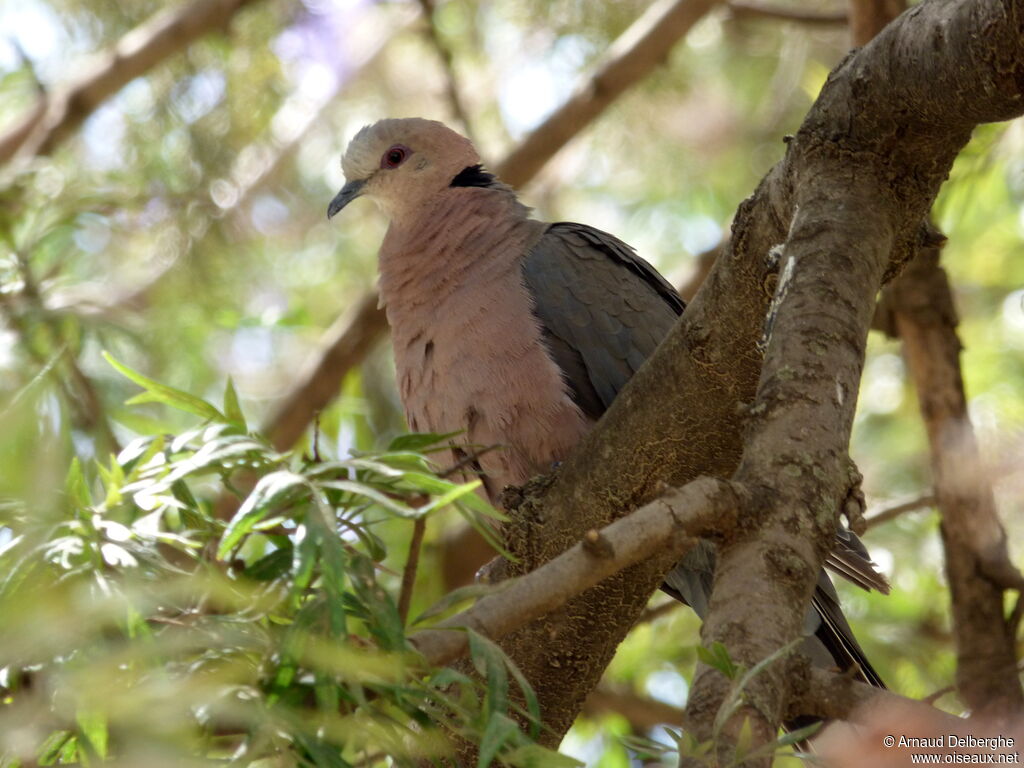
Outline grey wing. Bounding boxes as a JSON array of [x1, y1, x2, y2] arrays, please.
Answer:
[[521, 222, 685, 421]]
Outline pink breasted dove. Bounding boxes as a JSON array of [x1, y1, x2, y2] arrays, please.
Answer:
[[328, 117, 886, 694]]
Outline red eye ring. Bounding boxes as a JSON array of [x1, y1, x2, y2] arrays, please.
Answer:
[[381, 145, 409, 169]]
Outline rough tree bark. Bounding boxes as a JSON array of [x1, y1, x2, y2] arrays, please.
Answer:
[[461, 0, 1024, 762]]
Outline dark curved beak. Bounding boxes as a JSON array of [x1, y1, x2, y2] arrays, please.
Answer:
[[327, 179, 366, 219]]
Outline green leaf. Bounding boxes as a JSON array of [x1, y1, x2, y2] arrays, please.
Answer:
[[97, 453, 127, 508], [712, 637, 801, 742], [76, 710, 108, 759], [452, 500, 513, 561], [310, 500, 348, 636], [102, 351, 224, 421], [371, 451, 435, 473], [468, 630, 509, 720], [477, 713, 519, 768], [246, 546, 294, 581], [734, 716, 754, 759], [36, 731, 73, 765], [162, 437, 269, 485], [412, 582, 504, 626], [696, 641, 739, 679], [65, 458, 91, 509], [415, 479, 486, 516], [503, 744, 583, 767], [293, 732, 354, 768], [347, 548, 404, 650], [291, 523, 318, 597], [333, 457, 405, 478], [775, 721, 821, 747], [317, 479, 412, 517], [387, 430, 463, 452], [222, 376, 246, 430], [619, 733, 675, 758], [218, 471, 309, 559], [392, 471, 458, 496]]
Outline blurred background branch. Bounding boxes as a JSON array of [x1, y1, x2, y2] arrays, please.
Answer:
[[0, 0, 261, 166]]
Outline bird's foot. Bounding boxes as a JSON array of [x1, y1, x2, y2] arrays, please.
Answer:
[[841, 458, 867, 535]]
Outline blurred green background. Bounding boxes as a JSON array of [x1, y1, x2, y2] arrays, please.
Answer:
[[0, 0, 1021, 765]]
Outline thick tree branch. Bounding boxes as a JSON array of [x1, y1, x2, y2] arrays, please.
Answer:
[[0, 0, 259, 166], [583, 686, 688, 730], [263, 291, 388, 451], [494, 0, 724, 187], [884, 248, 1024, 717], [682, 0, 1024, 759], [411, 476, 739, 668], [481, 0, 1024, 757], [788, 667, 964, 727], [415, 0, 475, 140]]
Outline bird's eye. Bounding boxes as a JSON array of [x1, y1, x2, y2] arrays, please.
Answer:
[[381, 145, 409, 169]]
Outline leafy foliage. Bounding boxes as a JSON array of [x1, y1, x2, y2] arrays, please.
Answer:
[[0, 359, 569, 767]]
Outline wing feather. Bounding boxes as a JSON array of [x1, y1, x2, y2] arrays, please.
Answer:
[[522, 222, 684, 419]]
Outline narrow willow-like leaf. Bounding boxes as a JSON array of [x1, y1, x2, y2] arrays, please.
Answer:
[[468, 630, 509, 721], [387, 430, 463, 452], [65, 457, 91, 509], [218, 471, 308, 559], [103, 351, 223, 421], [245, 546, 293, 581], [412, 582, 504, 626], [222, 376, 246, 430], [477, 712, 518, 768], [415, 479, 484, 516]]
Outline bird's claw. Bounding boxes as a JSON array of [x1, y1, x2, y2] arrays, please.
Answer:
[[842, 459, 867, 535]]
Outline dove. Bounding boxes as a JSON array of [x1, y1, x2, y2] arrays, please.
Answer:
[[328, 117, 887, 694]]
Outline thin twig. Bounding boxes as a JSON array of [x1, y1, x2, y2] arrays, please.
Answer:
[[886, 241, 1024, 714], [312, 412, 322, 463], [438, 444, 501, 479], [921, 682, 956, 705], [397, 517, 426, 625], [415, 0, 475, 140], [0, 265, 120, 453], [864, 493, 935, 529], [726, 1, 848, 26], [635, 599, 680, 626]]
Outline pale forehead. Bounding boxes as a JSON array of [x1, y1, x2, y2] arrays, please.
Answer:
[[340, 118, 477, 180]]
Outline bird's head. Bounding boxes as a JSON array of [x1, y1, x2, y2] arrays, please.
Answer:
[[327, 118, 480, 221]]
